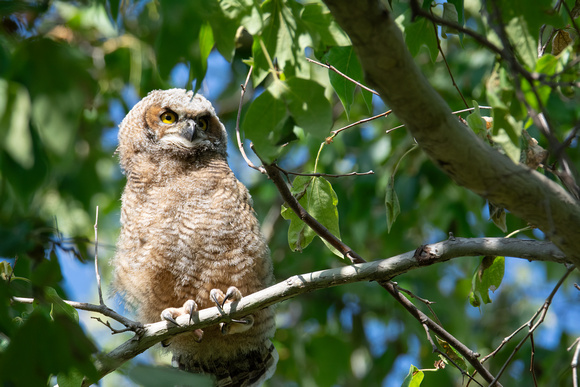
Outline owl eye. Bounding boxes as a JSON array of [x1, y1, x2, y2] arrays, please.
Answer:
[[197, 117, 209, 131], [160, 110, 178, 124]]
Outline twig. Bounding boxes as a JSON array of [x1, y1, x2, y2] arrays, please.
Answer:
[[530, 333, 538, 387], [92, 316, 134, 334], [94, 206, 104, 306], [385, 106, 492, 133], [395, 283, 442, 326], [428, 6, 469, 108], [488, 266, 576, 386], [329, 110, 392, 141], [306, 57, 379, 96], [274, 164, 373, 178], [236, 66, 265, 174], [569, 337, 580, 387], [12, 296, 143, 333]]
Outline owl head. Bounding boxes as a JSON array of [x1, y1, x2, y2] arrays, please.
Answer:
[[117, 89, 227, 171]]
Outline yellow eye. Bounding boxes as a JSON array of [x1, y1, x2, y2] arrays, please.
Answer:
[[197, 117, 209, 131], [160, 110, 177, 124]]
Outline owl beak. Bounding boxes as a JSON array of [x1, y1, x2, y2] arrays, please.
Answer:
[[182, 122, 197, 143]]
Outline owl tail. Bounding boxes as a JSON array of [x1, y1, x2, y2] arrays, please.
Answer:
[[174, 340, 279, 387]]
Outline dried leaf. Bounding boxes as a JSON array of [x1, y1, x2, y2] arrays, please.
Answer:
[[552, 30, 573, 56]]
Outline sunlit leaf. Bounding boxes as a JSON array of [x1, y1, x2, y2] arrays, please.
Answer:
[[281, 176, 341, 257], [401, 365, 424, 387], [469, 256, 505, 307]]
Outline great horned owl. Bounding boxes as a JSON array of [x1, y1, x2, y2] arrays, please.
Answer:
[[112, 89, 277, 386]]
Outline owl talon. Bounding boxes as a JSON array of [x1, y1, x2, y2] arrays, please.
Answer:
[[210, 287, 253, 335], [161, 308, 180, 326], [219, 315, 254, 335]]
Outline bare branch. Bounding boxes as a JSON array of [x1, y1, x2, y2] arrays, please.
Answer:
[[41, 237, 565, 385], [12, 237, 567, 384], [273, 164, 374, 178], [235, 66, 265, 174], [329, 110, 392, 140]]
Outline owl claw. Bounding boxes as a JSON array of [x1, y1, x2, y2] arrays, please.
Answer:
[[161, 300, 203, 342], [209, 286, 254, 335]]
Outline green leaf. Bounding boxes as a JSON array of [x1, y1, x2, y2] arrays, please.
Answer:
[[405, 16, 438, 62], [469, 256, 505, 307], [309, 177, 342, 257], [281, 175, 316, 252], [281, 176, 342, 257], [440, 3, 459, 39], [466, 102, 486, 137], [0, 80, 33, 169], [301, 3, 350, 48], [401, 365, 424, 387], [243, 78, 332, 161], [283, 77, 332, 140], [45, 287, 79, 323], [191, 21, 214, 93], [491, 125, 522, 163], [488, 202, 507, 232], [505, 17, 537, 69], [521, 54, 559, 111], [435, 337, 468, 370], [322, 46, 366, 118], [242, 85, 288, 162], [253, 0, 300, 84], [0, 306, 98, 386], [156, 0, 203, 81], [57, 369, 84, 387]]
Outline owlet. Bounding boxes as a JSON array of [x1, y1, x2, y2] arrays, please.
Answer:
[[112, 89, 277, 386]]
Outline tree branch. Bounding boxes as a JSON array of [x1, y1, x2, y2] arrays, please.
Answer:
[[322, 0, 580, 269], [10, 237, 564, 384]]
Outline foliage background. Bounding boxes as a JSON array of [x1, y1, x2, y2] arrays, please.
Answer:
[[0, 0, 579, 386]]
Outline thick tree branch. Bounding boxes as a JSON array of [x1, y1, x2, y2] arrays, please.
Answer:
[[13, 238, 563, 384], [323, 0, 580, 269]]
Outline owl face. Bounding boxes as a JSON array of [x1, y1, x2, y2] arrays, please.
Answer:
[[118, 89, 228, 165]]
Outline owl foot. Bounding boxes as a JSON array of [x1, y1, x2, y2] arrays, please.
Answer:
[[210, 286, 254, 335], [161, 300, 203, 344]]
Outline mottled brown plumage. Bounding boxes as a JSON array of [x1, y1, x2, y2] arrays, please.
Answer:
[[112, 89, 277, 386]]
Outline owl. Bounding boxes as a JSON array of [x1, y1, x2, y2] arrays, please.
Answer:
[[112, 89, 277, 386]]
